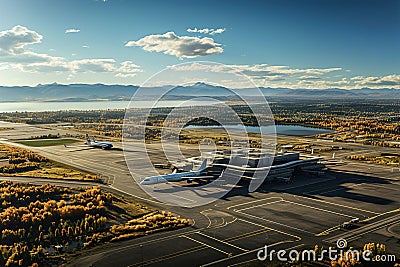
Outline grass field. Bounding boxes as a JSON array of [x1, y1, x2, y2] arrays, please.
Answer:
[[16, 138, 79, 147]]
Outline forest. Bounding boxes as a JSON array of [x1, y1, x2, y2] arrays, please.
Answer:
[[0, 182, 189, 266]]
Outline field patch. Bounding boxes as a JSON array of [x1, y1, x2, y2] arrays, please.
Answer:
[[16, 138, 79, 147]]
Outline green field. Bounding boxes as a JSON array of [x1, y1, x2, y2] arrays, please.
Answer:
[[16, 138, 79, 147]]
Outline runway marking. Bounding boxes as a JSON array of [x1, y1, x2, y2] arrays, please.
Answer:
[[298, 194, 379, 215], [215, 216, 237, 228], [282, 200, 356, 218], [236, 218, 302, 240], [199, 241, 301, 267], [315, 224, 343, 236], [128, 241, 208, 266], [325, 213, 400, 244], [224, 228, 271, 243], [200, 209, 214, 228], [195, 231, 248, 251], [126, 222, 263, 267], [234, 200, 283, 212], [200, 210, 237, 228], [387, 224, 400, 238], [226, 196, 283, 210], [360, 208, 400, 223], [227, 243, 305, 267], [107, 220, 247, 267], [235, 200, 356, 235], [236, 209, 316, 235], [181, 235, 231, 255]]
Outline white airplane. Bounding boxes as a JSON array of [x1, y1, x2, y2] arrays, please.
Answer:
[[64, 134, 113, 150], [140, 159, 210, 185], [85, 134, 113, 149]]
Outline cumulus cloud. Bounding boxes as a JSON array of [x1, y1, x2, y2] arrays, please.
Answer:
[[65, 28, 80, 34], [114, 61, 142, 78], [0, 25, 42, 54], [239, 65, 342, 77], [0, 25, 141, 78], [169, 62, 400, 89], [187, 27, 226, 35], [350, 75, 400, 87], [69, 58, 115, 72], [170, 62, 341, 77], [125, 32, 223, 58]]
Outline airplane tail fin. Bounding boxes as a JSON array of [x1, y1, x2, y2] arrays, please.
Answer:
[[198, 159, 207, 171], [85, 134, 92, 144]]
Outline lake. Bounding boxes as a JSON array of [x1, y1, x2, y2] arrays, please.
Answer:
[[186, 124, 332, 136], [0, 101, 332, 136]]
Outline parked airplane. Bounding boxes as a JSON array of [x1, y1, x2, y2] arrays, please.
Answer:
[[85, 134, 113, 149], [140, 159, 210, 185], [64, 134, 113, 150]]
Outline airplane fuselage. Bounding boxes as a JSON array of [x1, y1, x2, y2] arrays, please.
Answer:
[[140, 170, 204, 185], [88, 141, 113, 149]]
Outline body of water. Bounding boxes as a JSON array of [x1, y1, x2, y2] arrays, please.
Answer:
[[0, 101, 332, 136], [186, 124, 332, 136]]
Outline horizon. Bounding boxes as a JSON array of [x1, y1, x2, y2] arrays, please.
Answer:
[[2, 81, 400, 91], [0, 0, 399, 89]]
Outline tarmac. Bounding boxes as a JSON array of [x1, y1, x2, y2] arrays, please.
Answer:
[[0, 121, 399, 266]]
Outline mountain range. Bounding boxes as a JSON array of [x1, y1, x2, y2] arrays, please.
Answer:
[[0, 82, 399, 102]]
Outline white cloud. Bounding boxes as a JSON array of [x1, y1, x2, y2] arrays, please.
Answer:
[[82, 45, 89, 48], [115, 61, 142, 78], [65, 28, 80, 34], [350, 75, 400, 87], [0, 25, 141, 78], [299, 75, 321, 80], [125, 32, 223, 58], [187, 27, 226, 35], [71, 59, 116, 72], [168, 62, 395, 89], [0, 25, 42, 54], [169, 62, 341, 77]]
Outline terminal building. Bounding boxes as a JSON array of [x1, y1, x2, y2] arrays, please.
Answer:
[[173, 150, 325, 183]]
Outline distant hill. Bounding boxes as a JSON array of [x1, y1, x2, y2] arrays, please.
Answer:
[[0, 82, 399, 102], [0, 83, 139, 102]]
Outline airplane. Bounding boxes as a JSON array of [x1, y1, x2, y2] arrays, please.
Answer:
[[85, 134, 113, 149], [140, 159, 211, 185], [64, 134, 113, 150]]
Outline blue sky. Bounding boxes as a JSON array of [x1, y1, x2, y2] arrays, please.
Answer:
[[0, 0, 399, 88]]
